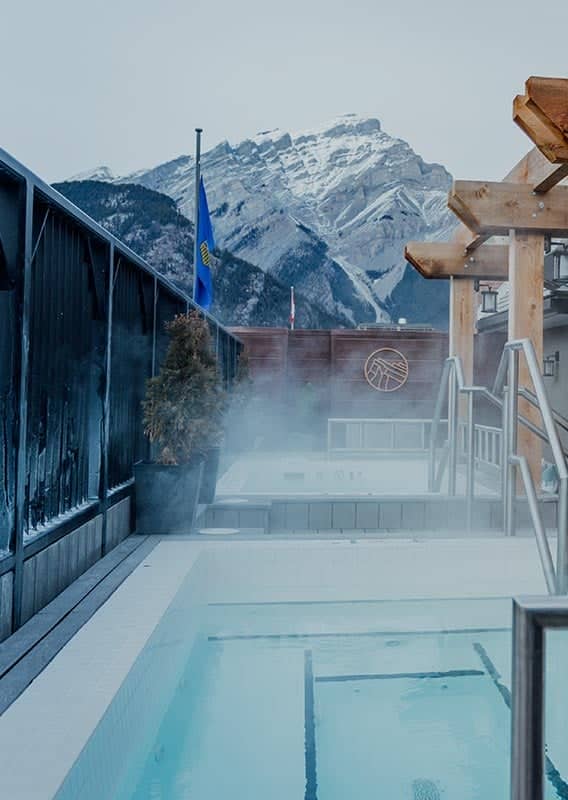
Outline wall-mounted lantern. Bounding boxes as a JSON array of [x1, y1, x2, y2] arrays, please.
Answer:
[[544, 243, 568, 287], [474, 279, 498, 314], [543, 351, 560, 378]]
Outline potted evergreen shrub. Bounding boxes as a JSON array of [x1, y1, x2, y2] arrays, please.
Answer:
[[134, 311, 225, 533]]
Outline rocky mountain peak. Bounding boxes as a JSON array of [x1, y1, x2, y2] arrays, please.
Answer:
[[67, 116, 456, 328]]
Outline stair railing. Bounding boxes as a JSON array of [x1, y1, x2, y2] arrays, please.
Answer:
[[429, 355, 494, 529], [495, 339, 568, 594], [429, 340, 568, 587]]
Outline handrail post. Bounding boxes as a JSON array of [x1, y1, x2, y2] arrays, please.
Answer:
[[511, 602, 545, 800], [448, 364, 458, 496], [429, 360, 450, 492], [428, 431, 436, 492], [510, 455, 556, 594], [501, 387, 509, 519], [506, 349, 519, 537], [519, 338, 568, 592], [557, 477, 568, 594], [465, 391, 475, 531]]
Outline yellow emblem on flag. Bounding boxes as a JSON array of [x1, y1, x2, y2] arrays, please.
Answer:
[[200, 242, 210, 266]]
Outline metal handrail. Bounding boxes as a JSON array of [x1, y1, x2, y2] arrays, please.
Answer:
[[509, 455, 556, 594], [458, 422, 503, 470], [519, 386, 568, 437], [429, 340, 568, 586], [429, 360, 452, 491], [502, 339, 568, 594], [429, 355, 489, 528], [327, 418, 440, 453]]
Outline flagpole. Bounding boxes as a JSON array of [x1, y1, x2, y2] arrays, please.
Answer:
[[290, 285, 295, 331], [193, 127, 203, 304]]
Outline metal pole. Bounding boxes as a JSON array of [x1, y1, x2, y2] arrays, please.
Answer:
[[511, 602, 545, 800], [448, 365, 458, 496], [12, 180, 34, 631], [502, 387, 509, 529], [466, 391, 475, 531], [557, 478, 568, 593], [429, 360, 450, 492], [151, 276, 158, 377], [519, 339, 568, 591], [290, 285, 295, 331], [510, 455, 556, 594], [506, 350, 519, 537], [100, 243, 114, 556], [192, 128, 202, 304]]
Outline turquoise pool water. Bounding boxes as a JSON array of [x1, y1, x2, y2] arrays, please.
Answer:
[[55, 592, 564, 800]]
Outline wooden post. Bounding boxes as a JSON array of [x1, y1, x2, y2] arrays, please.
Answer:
[[508, 230, 544, 484], [449, 277, 475, 416]]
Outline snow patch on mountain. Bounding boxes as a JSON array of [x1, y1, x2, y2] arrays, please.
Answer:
[[72, 114, 456, 326]]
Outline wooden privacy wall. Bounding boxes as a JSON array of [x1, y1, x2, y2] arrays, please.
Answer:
[[233, 327, 504, 421], [232, 328, 447, 418]]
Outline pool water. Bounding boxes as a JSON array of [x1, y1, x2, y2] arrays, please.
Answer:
[[55, 595, 563, 800]]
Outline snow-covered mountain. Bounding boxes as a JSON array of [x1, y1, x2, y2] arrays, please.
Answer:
[[53, 180, 342, 329], [70, 115, 457, 326]]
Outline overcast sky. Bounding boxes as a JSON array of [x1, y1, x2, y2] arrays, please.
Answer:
[[1, 0, 567, 183]]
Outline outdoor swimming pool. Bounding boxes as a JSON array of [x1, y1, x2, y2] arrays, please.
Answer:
[[53, 568, 566, 800], [216, 452, 492, 497]]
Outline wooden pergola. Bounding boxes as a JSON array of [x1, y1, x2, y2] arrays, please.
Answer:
[[404, 76, 568, 482]]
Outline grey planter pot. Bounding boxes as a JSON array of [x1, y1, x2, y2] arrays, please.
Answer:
[[134, 457, 204, 534], [199, 447, 221, 505]]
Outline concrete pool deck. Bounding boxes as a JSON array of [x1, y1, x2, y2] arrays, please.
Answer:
[[0, 535, 551, 799]]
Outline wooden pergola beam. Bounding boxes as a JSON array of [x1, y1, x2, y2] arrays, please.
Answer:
[[513, 95, 568, 164], [525, 77, 568, 140], [504, 146, 568, 193], [463, 147, 568, 251], [449, 180, 568, 237], [404, 241, 508, 280]]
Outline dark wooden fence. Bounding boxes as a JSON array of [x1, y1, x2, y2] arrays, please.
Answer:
[[0, 148, 241, 639]]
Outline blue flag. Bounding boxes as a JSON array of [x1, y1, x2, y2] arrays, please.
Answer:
[[194, 177, 215, 309]]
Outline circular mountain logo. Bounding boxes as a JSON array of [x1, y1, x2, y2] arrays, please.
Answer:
[[364, 348, 409, 392]]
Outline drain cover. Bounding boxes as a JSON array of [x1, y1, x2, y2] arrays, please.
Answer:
[[215, 498, 249, 504], [412, 780, 441, 800], [197, 528, 240, 536]]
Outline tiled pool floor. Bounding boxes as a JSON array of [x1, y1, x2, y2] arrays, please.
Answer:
[[0, 537, 553, 799], [114, 618, 514, 800]]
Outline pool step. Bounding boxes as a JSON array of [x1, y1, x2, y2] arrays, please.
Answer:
[[200, 495, 558, 533], [201, 501, 271, 532]]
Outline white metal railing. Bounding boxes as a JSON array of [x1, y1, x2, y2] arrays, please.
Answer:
[[327, 418, 446, 454], [428, 355, 499, 528], [459, 422, 502, 471]]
